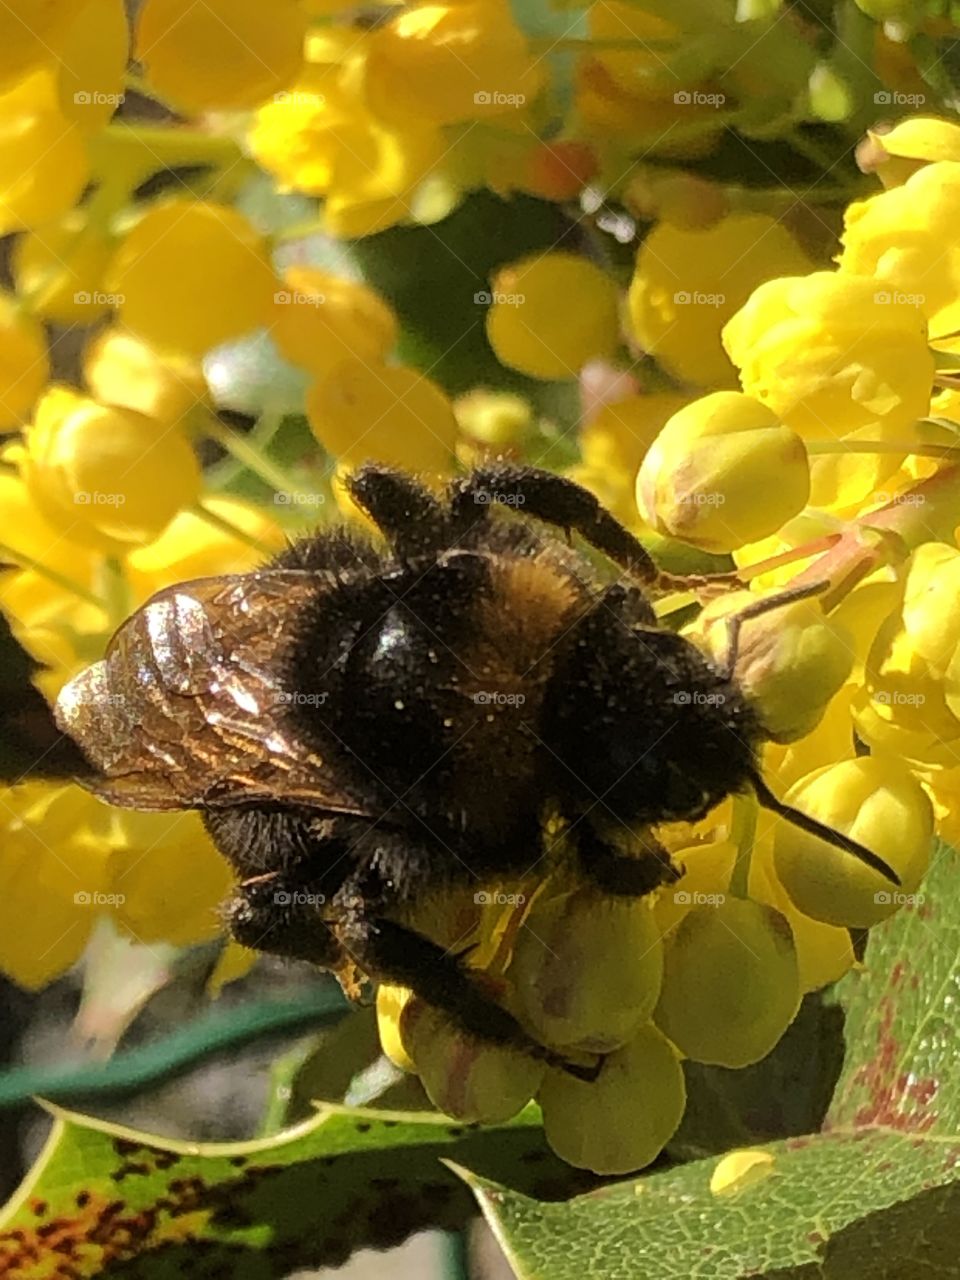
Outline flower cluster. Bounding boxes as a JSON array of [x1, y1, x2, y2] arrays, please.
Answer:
[[0, 0, 958, 1174]]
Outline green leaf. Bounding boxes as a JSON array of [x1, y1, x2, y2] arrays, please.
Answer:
[[0, 1104, 590, 1278], [456, 845, 960, 1278]]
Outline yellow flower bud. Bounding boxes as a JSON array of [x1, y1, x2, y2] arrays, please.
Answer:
[[454, 390, 532, 449], [364, 0, 544, 126], [0, 292, 49, 430], [108, 200, 276, 357], [486, 252, 621, 380], [869, 116, 960, 168], [83, 329, 207, 426], [654, 898, 800, 1067], [22, 389, 202, 550], [772, 757, 933, 928], [307, 359, 458, 473], [724, 271, 934, 438], [508, 886, 663, 1053], [271, 267, 398, 378], [403, 1004, 545, 1124], [136, 0, 307, 112], [839, 161, 960, 350], [693, 587, 853, 742], [627, 215, 812, 388], [12, 212, 115, 325], [538, 1022, 685, 1175], [636, 392, 810, 554]]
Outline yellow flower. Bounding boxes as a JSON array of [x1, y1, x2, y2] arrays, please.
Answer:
[[635, 391, 809, 553], [538, 1022, 685, 1174], [486, 252, 621, 380], [0, 784, 111, 988], [55, 0, 128, 133], [21, 387, 202, 551], [82, 328, 207, 426], [249, 30, 446, 238], [722, 271, 935, 506], [773, 757, 933, 928], [654, 897, 800, 1068], [0, 292, 49, 429], [693, 587, 854, 743], [0, 474, 100, 630], [0, 2, 74, 90], [271, 266, 398, 378], [125, 497, 285, 603], [364, 0, 544, 126], [307, 358, 459, 473], [108, 200, 277, 356], [507, 885, 663, 1053], [627, 214, 812, 388], [0, 70, 89, 235], [136, 0, 306, 112], [839, 161, 960, 349]]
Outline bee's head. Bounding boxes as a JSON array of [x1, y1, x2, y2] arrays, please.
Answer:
[[543, 602, 761, 828]]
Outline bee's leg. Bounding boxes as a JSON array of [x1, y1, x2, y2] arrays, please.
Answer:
[[334, 898, 601, 1082], [346, 464, 451, 559], [448, 463, 658, 586], [571, 822, 680, 898], [224, 873, 344, 967]]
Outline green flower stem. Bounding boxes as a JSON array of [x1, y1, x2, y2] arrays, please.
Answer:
[[729, 793, 758, 900], [203, 415, 315, 501], [0, 543, 108, 612], [806, 440, 960, 461], [92, 123, 244, 193]]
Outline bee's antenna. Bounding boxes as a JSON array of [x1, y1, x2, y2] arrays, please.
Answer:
[[748, 771, 901, 886]]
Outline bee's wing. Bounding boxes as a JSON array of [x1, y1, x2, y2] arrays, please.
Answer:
[[55, 570, 368, 815]]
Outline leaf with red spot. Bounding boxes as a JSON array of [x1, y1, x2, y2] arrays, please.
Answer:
[[0, 1102, 584, 1278]]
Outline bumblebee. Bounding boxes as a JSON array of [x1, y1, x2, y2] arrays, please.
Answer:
[[54, 463, 898, 1078]]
